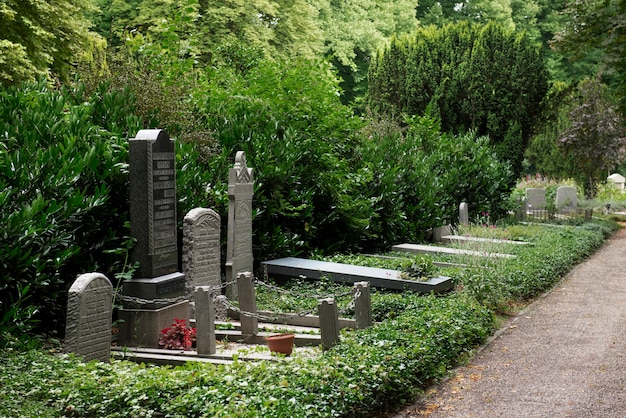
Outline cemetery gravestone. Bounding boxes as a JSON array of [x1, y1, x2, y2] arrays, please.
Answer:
[[459, 202, 469, 225], [65, 273, 112, 362], [183, 208, 221, 309], [525, 188, 547, 211], [118, 129, 188, 347], [556, 186, 577, 211], [225, 151, 254, 299]]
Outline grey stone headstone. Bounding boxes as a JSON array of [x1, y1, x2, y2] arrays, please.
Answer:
[[459, 202, 469, 225], [225, 151, 254, 299], [556, 186, 577, 211], [65, 273, 112, 362], [525, 188, 547, 210], [214, 295, 229, 321], [129, 129, 179, 278], [183, 208, 221, 297]]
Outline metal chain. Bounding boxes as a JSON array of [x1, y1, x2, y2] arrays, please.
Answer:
[[115, 293, 188, 307], [254, 277, 353, 300]]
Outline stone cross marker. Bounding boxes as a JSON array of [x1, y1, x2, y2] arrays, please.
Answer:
[[183, 208, 221, 295], [225, 151, 254, 299], [65, 273, 112, 362], [556, 186, 577, 211]]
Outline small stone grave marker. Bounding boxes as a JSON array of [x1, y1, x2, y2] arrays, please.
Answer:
[[525, 188, 546, 211], [459, 202, 469, 225], [608, 173, 625, 191], [555, 186, 577, 211], [183, 208, 221, 313], [65, 273, 112, 362]]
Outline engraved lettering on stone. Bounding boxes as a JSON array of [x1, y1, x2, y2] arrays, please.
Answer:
[[65, 273, 112, 362]]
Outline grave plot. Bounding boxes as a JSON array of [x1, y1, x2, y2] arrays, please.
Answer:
[[260, 257, 454, 294], [112, 273, 373, 365]]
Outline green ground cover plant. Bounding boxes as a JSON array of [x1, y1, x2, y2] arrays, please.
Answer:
[[1, 293, 492, 418]]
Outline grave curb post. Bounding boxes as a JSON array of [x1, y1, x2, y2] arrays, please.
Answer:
[[195, 286, 216, 355], [237, 272, 258, 336], [353, 281, 372, 329], [318, 298, 340, 350]]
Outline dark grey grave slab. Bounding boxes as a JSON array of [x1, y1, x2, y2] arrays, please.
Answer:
[[261, 257, 454, 294]]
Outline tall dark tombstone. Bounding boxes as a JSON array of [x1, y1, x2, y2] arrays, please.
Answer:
[[118, 129, 188, 348], [225, 151, 254, 299]]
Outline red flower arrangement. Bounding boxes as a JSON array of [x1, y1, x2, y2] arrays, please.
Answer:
[[158, 319, 196, 350]]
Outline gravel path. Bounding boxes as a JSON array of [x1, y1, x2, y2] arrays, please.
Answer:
[[393, 227, 626, 417]]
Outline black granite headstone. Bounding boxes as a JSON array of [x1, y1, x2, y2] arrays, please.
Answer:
[[129, 129, 179, 278]]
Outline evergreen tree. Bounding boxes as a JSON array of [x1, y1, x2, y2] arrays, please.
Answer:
[[368, 21, 548, 178]]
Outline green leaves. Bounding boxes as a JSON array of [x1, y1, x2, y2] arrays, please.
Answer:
[[0, 80, 136, 335], [368, 21, 548, 177]]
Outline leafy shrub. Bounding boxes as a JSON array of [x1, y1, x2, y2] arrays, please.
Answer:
[[200, 57, 373, 258], [452, 221, 614, 310], [356, 115, 512, 250], [0, 80, 140, 335], [159, 319, 196, 350]]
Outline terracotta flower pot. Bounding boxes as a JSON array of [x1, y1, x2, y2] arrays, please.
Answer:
[[265, 333, 295, 356]]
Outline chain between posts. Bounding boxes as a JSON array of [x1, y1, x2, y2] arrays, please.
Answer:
[[115, 279, 239, 307], [115, 277, 359, 320]]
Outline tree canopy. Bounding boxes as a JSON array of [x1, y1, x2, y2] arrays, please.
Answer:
[[0, 0, 97, 86]]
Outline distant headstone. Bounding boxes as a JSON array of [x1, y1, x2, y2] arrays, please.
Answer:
[[459, 202, 469, 225], [214, 295, 228, 321], [556, 186, 577, 211], [608, 173, 625, 191], [183, 208, 221, 296], [225, 151, 254, 299], [525, 188, 546, 210], [65, 273, 112, 362]]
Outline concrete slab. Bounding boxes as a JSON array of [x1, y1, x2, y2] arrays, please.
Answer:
[[260, 257, 454, 294], [440, 235, 530, 245], [391, 243, 516, 259]]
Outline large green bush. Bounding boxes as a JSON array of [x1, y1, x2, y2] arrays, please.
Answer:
[[0, 80, 140, 336], [367, 21, 548, 177], [198, 57, 373, 258], [356, 115, 512, 250]]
